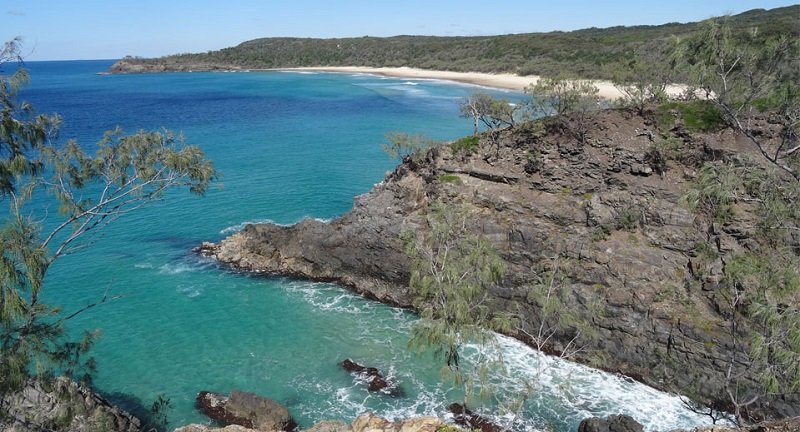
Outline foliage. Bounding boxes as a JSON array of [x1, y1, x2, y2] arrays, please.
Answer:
[[683, 155, 800, 423], [0, 38, 60, 198], [438, 174, 462, 184], [404, 202, 516, 404], [719, 250, 800, 424], [0, 41, 216, 409], [525, 77, 599, 145], [615, 205, 643, 231], [458, 92, 519, 134], [525, 77, 598, 118], [382, 131, 437, 164], [523, 258, 599, 358], [116, 6, 798, 82], [682, 163, 739, 223], [612, 39, 682, 113], [450, 136, 479, 154], [145, 394, 172, 432], [683, 17, 800, 180], [656, 100, 726, 133]]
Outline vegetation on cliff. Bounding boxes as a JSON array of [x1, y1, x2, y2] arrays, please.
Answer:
[[109, 5, 798, 81]]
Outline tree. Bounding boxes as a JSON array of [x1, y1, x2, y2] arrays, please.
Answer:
[[458, 91, 520, 134], [613, 39, 683, 114], [683, 162, 800, 424], [382, 131, 437, 164], [0, 40, 216, 410], [525, 77, 599, 118], [526, 77, 600, 145], [404, 202, 516, 407], [684, 18, 800, 180]]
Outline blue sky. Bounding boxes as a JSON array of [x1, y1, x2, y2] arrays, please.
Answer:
[[1, 0, 797, 60]]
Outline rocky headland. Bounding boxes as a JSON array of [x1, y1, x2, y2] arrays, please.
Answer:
[[199, 107, 799, 421]]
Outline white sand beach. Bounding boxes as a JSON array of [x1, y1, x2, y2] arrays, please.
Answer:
[[287, 66, 685, 100]]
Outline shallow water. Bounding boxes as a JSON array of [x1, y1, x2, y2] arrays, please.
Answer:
[[11, 61, 717, 430]]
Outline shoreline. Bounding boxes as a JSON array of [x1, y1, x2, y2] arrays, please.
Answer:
[[282, 66, 685, 100]]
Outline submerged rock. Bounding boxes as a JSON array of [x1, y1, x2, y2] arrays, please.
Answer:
[[339, 359, 402, 396], [196, 390, 296, 432], [448, 403, 502, 432]]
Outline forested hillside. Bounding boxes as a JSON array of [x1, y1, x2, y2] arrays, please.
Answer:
[[111, 5, 798, 79]]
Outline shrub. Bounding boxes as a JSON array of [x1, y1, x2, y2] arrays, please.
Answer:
[[656, 100, 726, 132], [439, 174, 462, 184], [450, 136, 479, 154]]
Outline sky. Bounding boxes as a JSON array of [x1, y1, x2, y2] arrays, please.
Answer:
[[1, 0, 797, 61]]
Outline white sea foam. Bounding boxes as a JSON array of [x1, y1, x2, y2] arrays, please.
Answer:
[[134, 263, 155, 269], [220, 219, 281, 234], [455, 334, 730, 431], [220, 217, 332, 235], [402, 81, 419, 86], [158, 261, 213, 275], [282, 280, 370, 315], [176, 285, 203, 298]]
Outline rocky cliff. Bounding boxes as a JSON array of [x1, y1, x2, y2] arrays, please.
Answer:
[[200, 108, 799, 420], [0, 377, 142, 432]]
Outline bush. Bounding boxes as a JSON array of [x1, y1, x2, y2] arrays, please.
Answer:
[[439, 173, 462, 184], [450, 136, 479, 154], [656, 100, 726, 132]]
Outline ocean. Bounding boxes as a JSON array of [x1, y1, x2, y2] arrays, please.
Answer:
[[12, 60, 715, 431]]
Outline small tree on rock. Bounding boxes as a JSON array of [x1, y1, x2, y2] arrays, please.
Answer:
[[404, 202, 516, 406]]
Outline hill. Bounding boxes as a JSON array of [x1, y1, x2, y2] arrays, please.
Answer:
[[109, 5, 799, 80]]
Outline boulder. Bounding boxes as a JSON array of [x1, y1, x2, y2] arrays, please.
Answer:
[[196, 390, 296, 432], [577, 414, 643, 432]]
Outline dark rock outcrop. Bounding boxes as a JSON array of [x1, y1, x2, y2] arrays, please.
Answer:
[[339, 359, 401, 396], [196, 390, 296, 432], [201, 109, 799, 419], [577, 414, 643, 432], [0, 377, 142, 432], [448, 403, 502, 432]]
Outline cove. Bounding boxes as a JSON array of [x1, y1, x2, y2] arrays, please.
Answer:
[[16, 60, 716, 431]]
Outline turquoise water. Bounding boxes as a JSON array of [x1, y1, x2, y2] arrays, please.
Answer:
[[11, 61, 716, 431]]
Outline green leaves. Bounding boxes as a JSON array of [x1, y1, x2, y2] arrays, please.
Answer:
[[682, 163, 739, 223], [525, 77, 599, 118], [382, 131, 437, 163], [404, 202, 513, 403]]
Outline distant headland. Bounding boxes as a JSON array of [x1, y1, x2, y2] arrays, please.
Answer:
[[108, 5, 798, 84]]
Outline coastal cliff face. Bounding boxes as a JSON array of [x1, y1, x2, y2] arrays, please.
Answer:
[[201, 108, 798, 420], [0, 377, 142, 432]]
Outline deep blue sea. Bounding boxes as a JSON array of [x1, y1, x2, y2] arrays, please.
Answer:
[[11, 60, 716, 431]]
